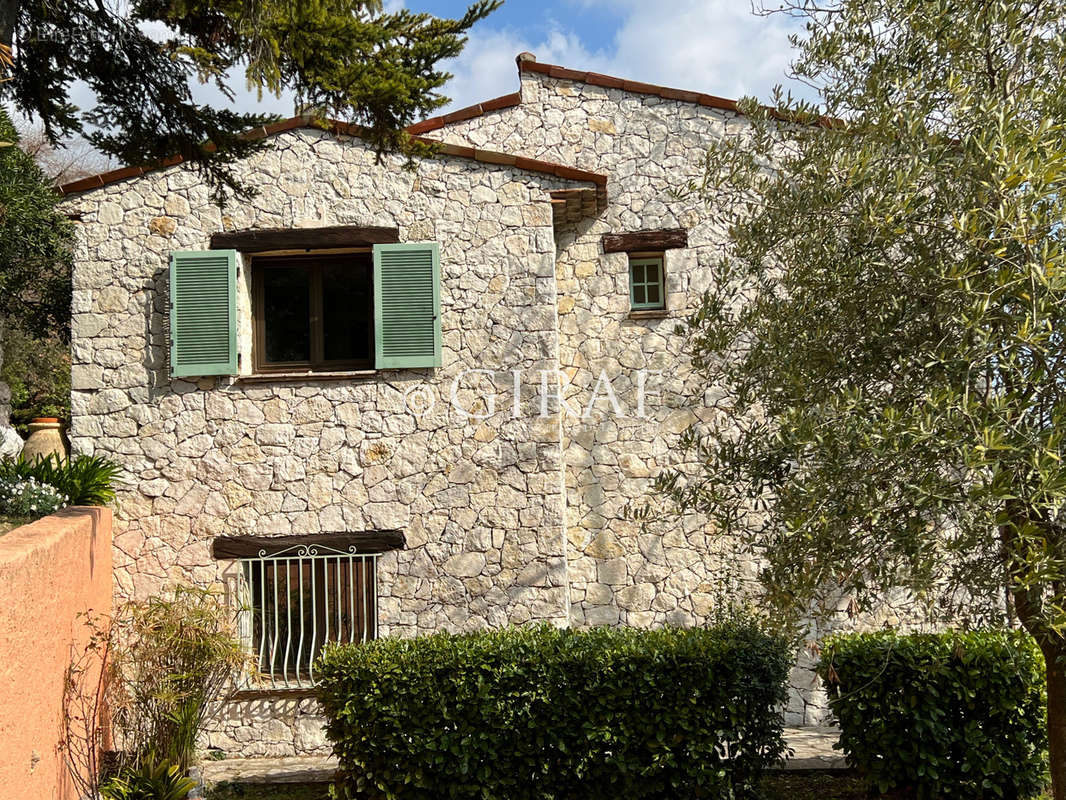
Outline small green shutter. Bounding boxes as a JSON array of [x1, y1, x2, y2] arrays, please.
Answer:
[[169, 249, 239, 378], [373, 243, 441, 369]]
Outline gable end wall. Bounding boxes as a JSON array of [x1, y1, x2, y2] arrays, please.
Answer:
[[63, 128, 581, 754], [435, 69, 928, 726]]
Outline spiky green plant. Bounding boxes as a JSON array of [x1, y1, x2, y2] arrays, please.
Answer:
[[0, 453, 120, 506], [99, 758, 197, 800]]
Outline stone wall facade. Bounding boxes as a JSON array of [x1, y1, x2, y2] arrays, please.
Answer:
[[434, 65, 827, 718], [62, 58, 929, 755], [63, 130, 594, 753], [424, 59, 934, 724]]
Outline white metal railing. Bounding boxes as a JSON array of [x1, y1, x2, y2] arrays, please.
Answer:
[[238, 544, 378, 688]]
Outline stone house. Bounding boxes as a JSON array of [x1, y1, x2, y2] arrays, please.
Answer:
[[59, 53, 897, 756]]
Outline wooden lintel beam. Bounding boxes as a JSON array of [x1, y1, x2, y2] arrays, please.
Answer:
[[210, 225, 400, 253], [601, 228, 688, 253], [212, 531, 405, 559]]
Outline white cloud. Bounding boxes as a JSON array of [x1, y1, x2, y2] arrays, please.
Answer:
[[436, 0, 810, 114], [606, 0, 803, 101], [437, 27, 607, 111], [22, 2, 811, 164]]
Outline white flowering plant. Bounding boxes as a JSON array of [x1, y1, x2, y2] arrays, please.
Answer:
[[0, 475, 68, 518]]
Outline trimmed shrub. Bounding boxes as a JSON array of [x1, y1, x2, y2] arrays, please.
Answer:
[[317, 621, 791, 800], [819, 630, 1047, 799]]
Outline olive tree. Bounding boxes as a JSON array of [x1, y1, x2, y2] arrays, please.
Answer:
[[660, 1, 1066, 794]]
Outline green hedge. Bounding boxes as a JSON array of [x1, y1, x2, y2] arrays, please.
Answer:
[[316, 622, 791, 800], [818, 630, 1047, 799]]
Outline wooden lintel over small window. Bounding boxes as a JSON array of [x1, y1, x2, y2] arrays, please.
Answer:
[[601, 228, 687, 254], [211, 531, 405, 559], [210, 225, 400, 253]]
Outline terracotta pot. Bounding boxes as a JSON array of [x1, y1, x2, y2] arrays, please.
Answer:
[[21, 419, 68, 465]]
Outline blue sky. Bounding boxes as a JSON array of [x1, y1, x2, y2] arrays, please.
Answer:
[[184, 0, 812, 119], [417, 0, 624, 55], [57, 1, 812, 151], [410, 0, 813, 114]]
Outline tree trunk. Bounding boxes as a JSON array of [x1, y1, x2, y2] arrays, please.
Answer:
[[1044, 644, 1066, 800], [1002, 504, 1066, 800]]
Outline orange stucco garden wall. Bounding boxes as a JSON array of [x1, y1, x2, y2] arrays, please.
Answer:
[[0, 507, 112, 800]]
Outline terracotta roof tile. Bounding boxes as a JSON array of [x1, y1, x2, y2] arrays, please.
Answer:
[[584, 72, 625, 90], [406, 92, 522, 135], [473, 149, 517, 166], [441, 104, 484, 125], [58, 115, 606, 196], [61, 54, 833, 197], [409, 55, 820, 133], [59, 174, 109, 194], [516, 57, 805, 122], [435, 141, 476, 159]]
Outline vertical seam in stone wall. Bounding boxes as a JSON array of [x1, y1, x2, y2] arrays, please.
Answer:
[[542, 192, 572, 626]]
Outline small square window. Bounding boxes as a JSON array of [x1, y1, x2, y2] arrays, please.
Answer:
[[629, 254, 665, 311]]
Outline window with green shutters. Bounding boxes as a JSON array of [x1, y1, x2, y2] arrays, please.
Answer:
[[167, 242, 441, 378], [170, 249, 239, 377], [629, 254, 666, 311]]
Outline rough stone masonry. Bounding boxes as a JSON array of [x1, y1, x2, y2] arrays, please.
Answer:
[[60, 55, 933, 756]]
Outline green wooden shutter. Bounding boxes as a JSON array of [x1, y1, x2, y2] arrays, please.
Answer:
[[169, 249, 239, 378], [373, 243, 441, 369]]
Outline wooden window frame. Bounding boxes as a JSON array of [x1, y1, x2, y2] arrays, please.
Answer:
[[251, 251, 374, 374], [628, 251, 666, 311]]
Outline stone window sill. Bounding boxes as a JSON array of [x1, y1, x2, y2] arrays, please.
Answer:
[[234, 370, 378, 384], [628, 309, 669, 320]]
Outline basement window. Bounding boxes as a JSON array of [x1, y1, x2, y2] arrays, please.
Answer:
[[240, 547, 376, 688], [215, 532, 403, 690]]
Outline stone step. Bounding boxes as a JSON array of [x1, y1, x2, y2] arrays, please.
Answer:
[[200, 726, 844, 786], [776, 725, 846, 770], [202, 755, 338, 785]]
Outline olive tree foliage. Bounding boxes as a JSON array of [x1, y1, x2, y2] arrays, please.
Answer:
[[664, 3, 1066, 788], [662, 1, 1066, 640], [0, 108, 73, 340]]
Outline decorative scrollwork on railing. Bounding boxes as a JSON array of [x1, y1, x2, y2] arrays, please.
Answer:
[[253, 543, 362, 560]]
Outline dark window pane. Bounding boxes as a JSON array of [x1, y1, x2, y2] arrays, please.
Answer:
[[322, 260, 373, 362], [645, 263, 659, 282], [633, 285, 646, 305], [646, 284, 661, 305], [263, 268, 310, 363], [632, 263, 645, 283]]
